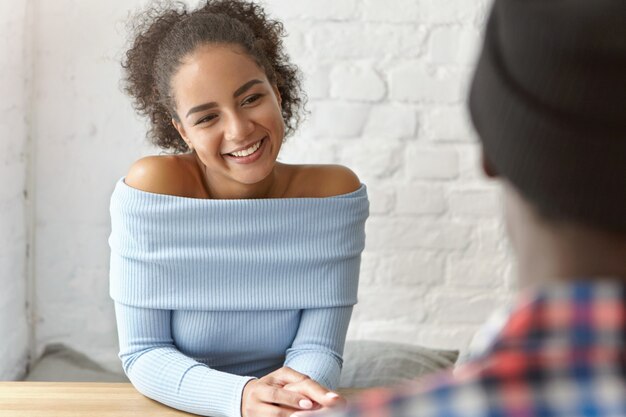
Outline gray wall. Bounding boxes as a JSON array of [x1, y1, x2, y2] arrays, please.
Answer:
[[31, 0, 150, 370], [0, 0, 30, 380]]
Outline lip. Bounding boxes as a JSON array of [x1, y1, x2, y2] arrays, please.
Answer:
[[223, 138, 265, 155], [223, 136, 268, 164]]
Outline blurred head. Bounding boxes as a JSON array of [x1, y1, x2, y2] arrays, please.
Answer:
[[469, 0, 626, 281], [122, 0, 304, 154]]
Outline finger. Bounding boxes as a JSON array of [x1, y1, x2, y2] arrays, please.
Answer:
[[284, 380, 346, 408], [258, 384, 317, 411], [254, 402, 301, 417], [264, 367, 311, 386]]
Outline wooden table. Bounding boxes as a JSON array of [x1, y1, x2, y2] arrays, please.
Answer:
[[0, 382, 364, 416]]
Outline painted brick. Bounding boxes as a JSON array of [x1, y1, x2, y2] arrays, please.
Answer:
[[338, 140, 402, 181], [278, 138, 337, 164], [361, 0, 422, 23], [366, 185, 396, 215], [363, 104, 417, 139], [353, 286, 428, 323], [347, 321, 425, 345], [427, 26, 482, 66], [448, 188, 501, 218], [265, 0, 358, 20], [475, 220, 508, 254], [397, 25, 430, 58], [282, 28, 306, 61], [408, 325, 477, 351], [390, 62, 464, 103], [406, 146, 460, 180], [309, 23, 397, 59], [446, 253, 508, 288], [377, 251, 445, 286], [306, 102, 370, 138], [309, 23, 427, 59], [396, 184, 447, 215], [366, 218, 472, 250], [427, 106, 474, 142], [457, 143, 484, 180], [301, 64, 330, 99], [421, 0, 486, 24], [330, 63, 386, 101], [358, 251, 381, 286], [431, 292, 505, 325]]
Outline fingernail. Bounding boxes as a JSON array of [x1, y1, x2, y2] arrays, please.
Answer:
[[299, 399, 313, 409], [325, 392, 339, 399], [291, 413, 304, 417]]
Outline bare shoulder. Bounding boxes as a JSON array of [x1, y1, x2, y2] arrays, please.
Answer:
[[288, 164, 361, 197], [125, 154, 203, 197]]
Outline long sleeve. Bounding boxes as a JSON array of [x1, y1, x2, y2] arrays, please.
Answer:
[[114, 302, 255, 417], [284, 306, 353, 390], [109, 178, 368, 412]]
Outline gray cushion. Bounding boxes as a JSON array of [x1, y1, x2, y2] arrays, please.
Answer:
[[339, 340, 458, 388], [25, 344, 128, 382], [25, 341, 458, 387]]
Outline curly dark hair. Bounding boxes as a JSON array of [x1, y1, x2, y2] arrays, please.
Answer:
[[122, 0, 305, 153]]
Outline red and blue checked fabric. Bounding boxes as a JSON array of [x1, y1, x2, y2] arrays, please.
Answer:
[[333, 280, 626, 417]]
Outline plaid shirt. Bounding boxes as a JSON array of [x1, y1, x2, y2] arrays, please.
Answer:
[[333, 280, 626, 417]]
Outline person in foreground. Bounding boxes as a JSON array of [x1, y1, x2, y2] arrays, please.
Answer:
[[317, 1, 626, 417], [108, 1, 368, 417]]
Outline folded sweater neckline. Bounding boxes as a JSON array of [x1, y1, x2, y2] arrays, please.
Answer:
[[109, 177, 369, 311], [118, 177, 366, 202]]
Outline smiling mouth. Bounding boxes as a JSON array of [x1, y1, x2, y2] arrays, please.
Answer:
[[225, 137, 265, 158]]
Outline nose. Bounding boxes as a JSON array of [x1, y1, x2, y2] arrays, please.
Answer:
[[224, 111, 255, 142]]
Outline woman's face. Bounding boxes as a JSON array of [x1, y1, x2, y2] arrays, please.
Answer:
[[171, 44, 285, 188]]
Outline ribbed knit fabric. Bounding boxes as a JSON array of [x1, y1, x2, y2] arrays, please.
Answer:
[[109, 178, 369, 417]]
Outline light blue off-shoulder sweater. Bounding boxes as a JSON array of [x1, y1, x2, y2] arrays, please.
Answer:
[[109, 179, 369, 417]]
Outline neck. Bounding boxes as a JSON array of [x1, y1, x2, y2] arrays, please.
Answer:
[[504, 183, 626, 288], [194, 154, 285, 199], [515, 218, 626, 287]]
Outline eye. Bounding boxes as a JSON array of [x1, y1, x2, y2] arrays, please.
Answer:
[[242, 94, 263, 106], [195, 113, 218, 126]]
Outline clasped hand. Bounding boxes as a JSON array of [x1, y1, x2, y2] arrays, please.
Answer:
[[241, 366, 346, 417]]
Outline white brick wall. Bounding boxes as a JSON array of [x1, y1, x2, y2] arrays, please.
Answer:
[[272, 0, 514, 351], [3, 0, 514, 375], [30, 0, 150, 370], [0, 0, 30, 380]]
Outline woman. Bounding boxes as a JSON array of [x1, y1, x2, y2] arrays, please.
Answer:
[[108, 1, 369, 417]]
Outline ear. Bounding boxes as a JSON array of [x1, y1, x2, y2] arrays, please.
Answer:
[[172, 118, 193, 151], [481, 148, 498, 178]]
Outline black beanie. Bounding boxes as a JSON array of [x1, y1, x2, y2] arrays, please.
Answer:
[[468, 0, 626, 232]]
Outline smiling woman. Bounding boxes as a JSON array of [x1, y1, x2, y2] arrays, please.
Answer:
[[110, 1, 369, 417]]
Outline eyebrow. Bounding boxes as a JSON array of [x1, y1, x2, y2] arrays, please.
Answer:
[[185, 79, 264, 118], [185, 102, 217, 118], [233, 79, 263, 98]]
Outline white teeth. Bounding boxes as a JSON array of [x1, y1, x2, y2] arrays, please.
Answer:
[[230, 140, 262, 157]]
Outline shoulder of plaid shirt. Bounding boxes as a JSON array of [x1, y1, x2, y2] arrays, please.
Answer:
[[324, 279, 626, 417]]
